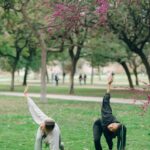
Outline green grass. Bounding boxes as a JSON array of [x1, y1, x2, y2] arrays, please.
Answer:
[[0, 96, 150, 150], [0, 84, 149, 100]]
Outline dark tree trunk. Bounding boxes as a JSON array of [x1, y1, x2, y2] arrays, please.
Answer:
[[67, 29, 87, 94], [10, 69, 15, 91], [23, 65, 29, 86], [137, 51, 150, 83], [10, 63, 17, 91], [91, 65, 94, 85], [62, 62, 65, 84], [69, 59, 77, 94], [133, 67, 139, 86], [62, 75, 65, 84], [119, 61, 134, 88], [129, 57, 139, 86], [98, 66, 101, 81]]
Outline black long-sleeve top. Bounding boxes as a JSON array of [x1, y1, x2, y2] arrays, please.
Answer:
[[101, 93, 118, 128]]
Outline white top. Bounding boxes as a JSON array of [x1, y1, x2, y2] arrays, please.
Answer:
[[26, 96, 61, 150], [35, 123, 60, 150]]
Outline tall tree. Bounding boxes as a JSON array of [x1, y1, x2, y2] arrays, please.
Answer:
[[20, 1, 64, 101], [47, 0, 109, 94], [0, 0, 65, 101], [0, 0, 31, 90], [108, 0, 150, 82], [22, 35, 40, 86], [128, 54, 142, 86], [0, 30, 28, 90], [86, 33, 134, 88]]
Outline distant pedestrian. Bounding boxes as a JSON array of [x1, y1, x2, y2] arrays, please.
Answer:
[[62, 72, 66, 84], [55, 75, 59, 86], [79, 74, 82, 85], [83, 74, 87, 85]]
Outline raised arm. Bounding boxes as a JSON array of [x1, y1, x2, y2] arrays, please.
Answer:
[[27, 96, 50, 125], [106, 73, 114, 93], [101, 73, 117, 127], [24, 86, 54, 125]]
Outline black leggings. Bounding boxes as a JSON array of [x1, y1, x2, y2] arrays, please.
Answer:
[[93, 118, 126, 150], [93, 119, 103, 150]]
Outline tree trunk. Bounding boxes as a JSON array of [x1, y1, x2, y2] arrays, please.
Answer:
[[21, 8, 47, 102], [23, 65, 29, 86], [46, 66, 49, 83], [91, 63, 94, 85], [62, 61, 65, 84], [120, 61, 134, 88], [137, 51, 150, 83], [98, 66, 101, 80], [62, 75, 65, 84], [69, 60, 77, 94], [38, 32, 47, 101], [10, 67, 15, 91], [69, 73, 74, 94], [133, 67, 139, 86], [41, 47, 47, 101], [130, 58, 139, 86]]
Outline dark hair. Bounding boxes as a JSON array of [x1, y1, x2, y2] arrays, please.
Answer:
[[117, 124, 126, 150], [45, 120, 55, 131]]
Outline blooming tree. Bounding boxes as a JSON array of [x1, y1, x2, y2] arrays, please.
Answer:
[[44, 0, 109, 94]]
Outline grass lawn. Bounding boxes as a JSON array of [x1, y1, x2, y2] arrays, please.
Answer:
[[0, 96, 150, 150]]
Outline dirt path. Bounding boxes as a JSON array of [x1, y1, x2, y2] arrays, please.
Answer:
[[0, 92, 146, 105]]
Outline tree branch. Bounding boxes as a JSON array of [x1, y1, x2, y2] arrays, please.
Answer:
[[0, 51, 15, 59]]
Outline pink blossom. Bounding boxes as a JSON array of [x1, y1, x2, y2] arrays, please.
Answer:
[[95, 0, 109, 24], [46, 0, 109, 33], [96, 0, 109, 14]]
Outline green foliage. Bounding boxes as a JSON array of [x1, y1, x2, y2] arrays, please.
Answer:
[[0, 34, 15, 71], [29, 49, 41, 72], [0, 37, 15, 56], [108, 0, 150, 50], [0, 57, 13, 71], [84, 32, 128, 67]]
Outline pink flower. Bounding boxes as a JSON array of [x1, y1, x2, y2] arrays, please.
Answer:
[[46, 0, 109, 33], [96, 0, 109, 14]]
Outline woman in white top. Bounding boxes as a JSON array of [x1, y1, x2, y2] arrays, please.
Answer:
[[26, 94, 64, 150]]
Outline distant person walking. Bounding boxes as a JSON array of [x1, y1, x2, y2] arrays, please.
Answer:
[[55, 74, 59, 86], [83, 74, 87, 85], [79, 74, 82, 85], [62, 72, 66, 84]]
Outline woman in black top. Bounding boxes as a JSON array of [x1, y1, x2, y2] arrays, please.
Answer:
[[93, 74, 127, 150]]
